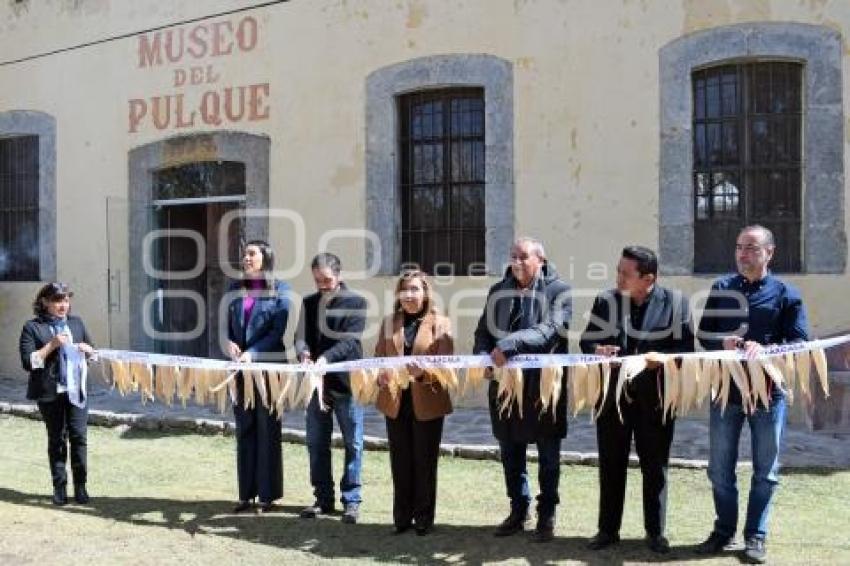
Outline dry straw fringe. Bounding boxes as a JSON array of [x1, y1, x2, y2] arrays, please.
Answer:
[[96, 346, 834, 420]]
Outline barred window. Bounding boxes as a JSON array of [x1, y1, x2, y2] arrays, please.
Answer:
[[399, 88, 485, 275], [0, 135, 39, 281], [693, 62, 802, 272]]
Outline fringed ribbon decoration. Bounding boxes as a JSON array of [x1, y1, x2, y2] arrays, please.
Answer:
[[93, 337, 844, 419], [539, 366, 563, 421]]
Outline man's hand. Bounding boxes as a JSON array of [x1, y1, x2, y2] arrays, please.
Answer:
[[226, 340, 242, 361], [595, 345, 621, 358], [237, 351, 253, 363], [299, 351, 313, 364], [490, 347, 508, 368], [643, 351, 664, 369], [377, 369, 390, 388], [722, 336, 744, 351], [742, 340, 763, 360]]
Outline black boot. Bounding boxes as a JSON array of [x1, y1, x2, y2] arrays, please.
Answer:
[[74, 484, 90, 504], [52, 485, 68, 506]]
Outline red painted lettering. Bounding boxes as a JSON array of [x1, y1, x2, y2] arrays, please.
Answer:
[[138, 32, 162, 68], [200, 91, 222, 125], [236, 17, 258, 51], [210, 21, 234, 57], [248, 83, 270, 121], [128, 99, 147, 132]]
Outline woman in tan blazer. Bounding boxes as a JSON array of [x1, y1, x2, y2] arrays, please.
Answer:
[[375, 270, 453, 535]]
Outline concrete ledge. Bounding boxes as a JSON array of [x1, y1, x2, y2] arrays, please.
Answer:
[[0, 401, 819, 470]]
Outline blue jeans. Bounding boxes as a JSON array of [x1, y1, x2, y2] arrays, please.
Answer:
[[498, 436, 562, 519], [708, 395, 786, 541], [305, 390, 364, 506]]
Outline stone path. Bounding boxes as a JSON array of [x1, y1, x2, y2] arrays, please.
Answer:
[[2, 377, 847, 468]]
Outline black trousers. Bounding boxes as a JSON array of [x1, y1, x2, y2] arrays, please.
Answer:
[[596, 392, 675, 537], [38, 393, 88, 488], [233, 377, 283, 503], [385, 390, 444, 529]]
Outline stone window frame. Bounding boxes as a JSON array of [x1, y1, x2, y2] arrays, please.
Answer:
[[659, 22, 845, 274], [127, 131, 270, 351], [366, 54, 514, 275], [0, 110, 57, 282]]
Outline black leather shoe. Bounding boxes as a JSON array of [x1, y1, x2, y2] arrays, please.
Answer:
[[341, 503, 360, 524], [695, 531, 741, 554], [73, 484, 90, 504], [415, 524, 433, 536], [743, 537, 767, 564], [647, 534, 670, 554], [52, 485, 68, 506], [300, 501, 334, 518], [259, 501, 276, 513], [494, 508, 531, 537], [530, 517, 555, 543], [393, 524, 412, 535], [587, 531, 620, 550], [233, 500, 252, 513]]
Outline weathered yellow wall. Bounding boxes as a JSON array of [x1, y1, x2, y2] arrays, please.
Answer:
[[1, 0, 849, 383]]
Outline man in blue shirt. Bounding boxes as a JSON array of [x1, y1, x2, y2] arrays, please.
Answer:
[[696, 225, 809, 564]]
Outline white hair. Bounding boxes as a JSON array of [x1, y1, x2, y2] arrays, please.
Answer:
[[512, 236, 546, 259]]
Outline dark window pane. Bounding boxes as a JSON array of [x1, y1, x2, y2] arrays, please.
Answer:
[[788, 115, 801, 162], [451, 185, 485, 228], [750, 118, 771, 164], [722, 72, 738, 116], [707, 123, 722, 165], [773, 118, 789, 162], [772, 65, 787, 113], [694, 76, 706, 120], [153, 162, 245, 200], [706, 73, 721, 118], [0, 135, 40, 281], [722, 122, 738, 164], [409, 187, 443, 229], [787, 65, 802, 112]]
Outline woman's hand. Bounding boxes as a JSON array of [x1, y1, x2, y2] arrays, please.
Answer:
[[406, 361, 424, 379], [76, 343, 95, 356], [49, 333, 70, 350], [226, 340, 242, 361], [237, 351, 253, 363], [37, 333, 68, 360]]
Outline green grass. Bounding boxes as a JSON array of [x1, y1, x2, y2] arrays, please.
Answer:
[[0, 414, 848, 565]]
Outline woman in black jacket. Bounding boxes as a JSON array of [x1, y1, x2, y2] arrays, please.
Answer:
[[226, 240, 291, 513], [19, 282, 95, 505]]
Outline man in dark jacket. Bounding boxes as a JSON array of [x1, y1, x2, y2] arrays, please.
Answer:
[[473, 237, 571, 543], [580, 245, 694, 554], [295, 253, 367, 524]]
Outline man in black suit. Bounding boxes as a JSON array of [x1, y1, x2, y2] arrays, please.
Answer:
[[295, 253, 367, 524], [580, 246, 694, 554]]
